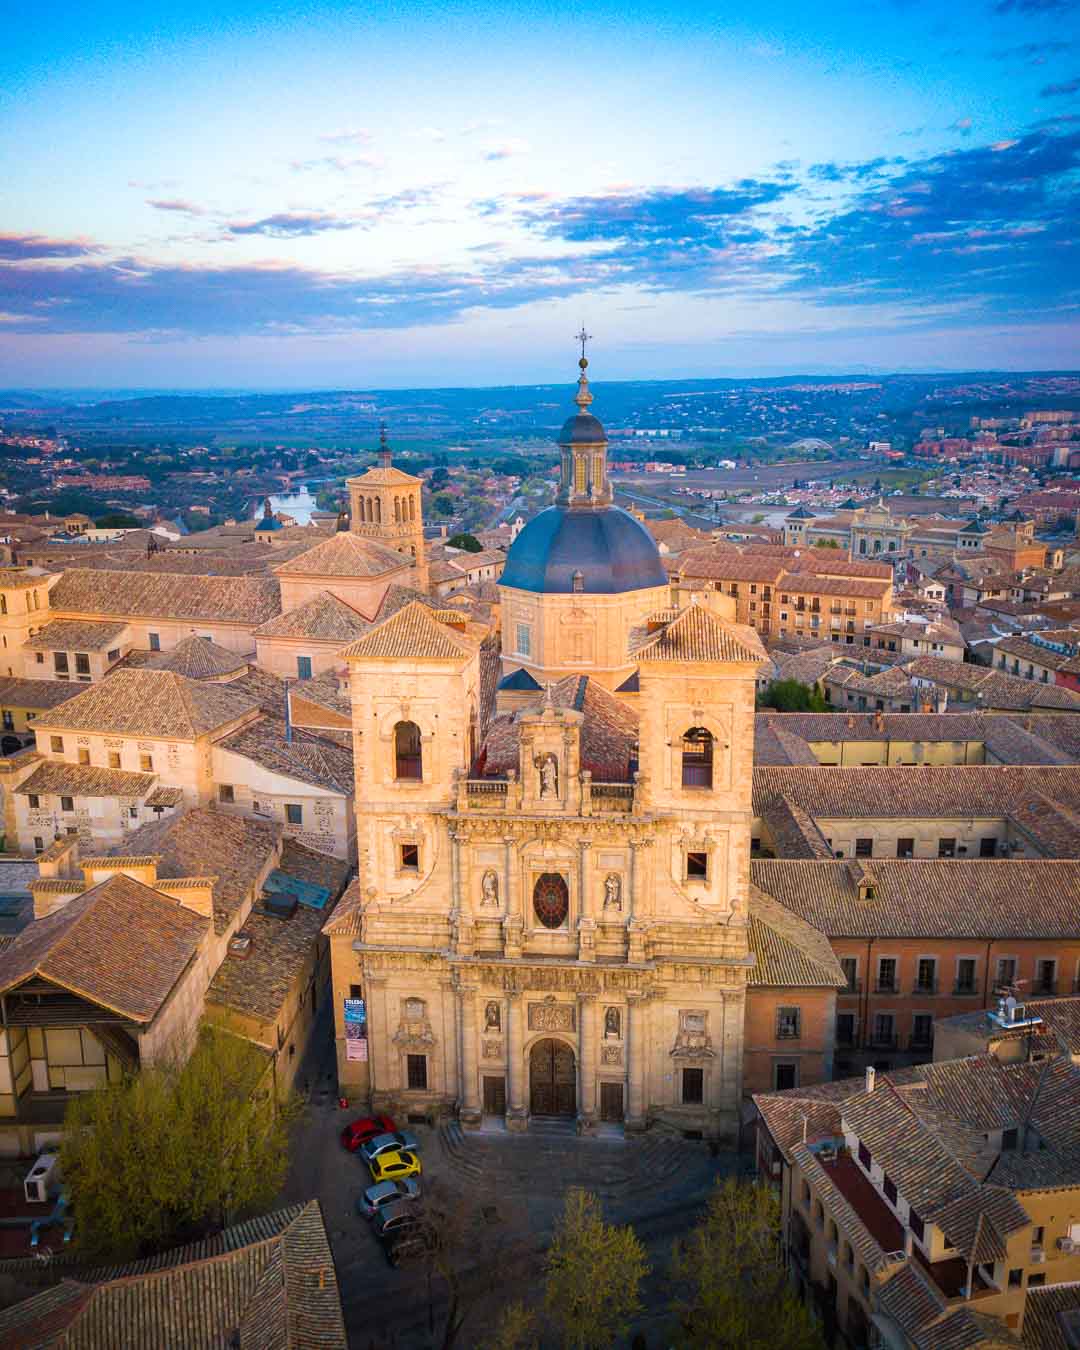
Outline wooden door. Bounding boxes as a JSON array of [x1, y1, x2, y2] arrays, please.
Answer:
[[599, 1081, 624, 1122], [529, 1039, 576, 1116], [483, 1075, 506, 1116]]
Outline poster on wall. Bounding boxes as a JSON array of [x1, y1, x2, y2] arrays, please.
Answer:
[[344, 998, 366, 1026], [345, 1020, 368, 1061]]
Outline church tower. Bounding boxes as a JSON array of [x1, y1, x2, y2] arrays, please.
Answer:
[[346, 427, 429, 590]]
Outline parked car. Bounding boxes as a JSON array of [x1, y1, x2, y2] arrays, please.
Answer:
[[372, 1199, 422, 1241], [358, 1177, 421, 1220], [382, 1224, 439, 1269], [368, 1149, 422, 1186], [359, 1130, 420, 1165], [341, 1113, 397, 1153]]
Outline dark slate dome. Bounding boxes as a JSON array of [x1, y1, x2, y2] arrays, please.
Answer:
[[558, 410, 607, 445], [499, 505, 668, 594]]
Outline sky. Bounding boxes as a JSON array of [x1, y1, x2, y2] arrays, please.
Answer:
[[1, 0, 1079, 388]]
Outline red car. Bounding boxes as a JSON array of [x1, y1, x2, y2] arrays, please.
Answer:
[[341, 1114, 397, 1152]]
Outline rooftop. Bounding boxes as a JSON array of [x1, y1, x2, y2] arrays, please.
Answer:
[[23, 619, 128, 652], [32, 668, 259, 739], [49, 568, 281, 624], [146, 635, 249, 679], [272, 531, 410, 579]]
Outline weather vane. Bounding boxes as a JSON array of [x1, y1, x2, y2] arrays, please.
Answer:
[[575, 326, 592, 364]]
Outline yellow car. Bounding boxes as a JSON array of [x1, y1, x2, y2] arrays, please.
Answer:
[[368, 1148, 422, 1185]]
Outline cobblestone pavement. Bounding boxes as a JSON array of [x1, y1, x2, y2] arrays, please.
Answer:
[[279, 1041, 751, 1350]]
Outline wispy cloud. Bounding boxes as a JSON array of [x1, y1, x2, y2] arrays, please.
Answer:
[[318, 128, 372, 145], [146, 198, 205, 216], [1042, 74, 1080, 95], [482, 138, 532, 162], [225, 211, 365, 238], [949, 117, 974, 135], [0, 233, 99, 260], [290, 153, 385, 173]]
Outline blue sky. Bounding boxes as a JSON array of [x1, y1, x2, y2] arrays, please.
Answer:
[[1, 0, 1078, 387]]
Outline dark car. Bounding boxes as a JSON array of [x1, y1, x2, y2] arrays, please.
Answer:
[[340, 1113, 397, 1153]]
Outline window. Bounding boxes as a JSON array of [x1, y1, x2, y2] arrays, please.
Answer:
[[1029, 1274, 1046, 1288], [33, 836, 44, 852], [686, 851, 708, 880], [840, 957, 858, 992], [776, 1007, 801, 1040], [139, 753, 153, 772], [107, 648, 120, 663], [399, 843, 419, 871], [955, 958, 977, 995], [916, 958, 937, 993], [28, 794, 39, 809], [108, 752, 121, 769], [78, 748, 90, 765], [681, 727, 714, 789], [295, 654, 313, 681], [1, 711, 11, 732], [394, 721, 422, 780], [406, 1054, 428, 1091], [912, 1013, 934, 1049], [148, 632, 161, 651], [909, 1210, 925, 1241], [883, 1175, 898, 1205], [979, 837, 997, 858], [349, 983, 363, 1000], [285, 803, 303, 826], [533, 872, 569, 929], [873, 1013, 895, 1047], [837, 1013, 856, 1046], [1002, 1127, 1018, 1151], [1035, 959, 1057, 995], [53, 652, 69, 674], [60, 796, 74, 812], [938, 838, 956, 858], [855, 837, 873, 858], [50, 735, 63, 753], [896, 837, 915, 859], [877, 957, 897, 993], [74, 653, 90, 675], [129, 806, 138, 820], [773, 1062, 798, 1091], [515, 623, 531, 657], [995, 957, 1017, 988], [218, 784, 235, 803], [682, 1067, 704, 1103], [858, 1141, 872, 1170], [1008, 1268, 1023, 1289], [35, 653, 43, 665]]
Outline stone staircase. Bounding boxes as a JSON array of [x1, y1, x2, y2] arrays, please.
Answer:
[[437, 1120, 484, 1180]]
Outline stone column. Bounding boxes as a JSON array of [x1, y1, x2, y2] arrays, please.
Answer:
[[366, 974, 392, 1111], [506, 990, 527, 1130], [458, 985, 482, 1129], [578, 993, 597, 1130], [626, 991, 648, 1132], [503, 834, 523, 958], [577, 839, 595, 962]]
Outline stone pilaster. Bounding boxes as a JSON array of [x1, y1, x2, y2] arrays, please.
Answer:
[[503, 834, 523, 958], [366, 974, 392, 1111], [626, 991, 648, 1132], [578, 993, 597, 1131], [459, 985, 482, 1129], [506, 990, 527, 1130]]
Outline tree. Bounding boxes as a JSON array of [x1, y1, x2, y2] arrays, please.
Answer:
[[669, 1178, 825, 1350], [447, 532, 483, 552], [61, 1026, 297, 1263], [813, 537, 839, 549], [757, 679, 827, 712], [94, 513, 141, 529], [433, 492, 456, 516], [543, 1188, 649, 1350], [485, 1301, 538, 1350]]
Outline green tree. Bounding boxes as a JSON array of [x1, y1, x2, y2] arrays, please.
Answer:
[[543, 1188, 649, 1350], [812, 537, 839, 549], [432, 492, 456, 516], [670, 1178, 825, 1350], [447, 531, 483, 552], [94, 513, 141, 529], [61, 1026, 298, 1264], [757, 679, 827, 712], [485, 1301, 538, 1350]]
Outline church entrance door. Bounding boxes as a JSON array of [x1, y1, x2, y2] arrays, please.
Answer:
[[529, 1039, 576, 1116]]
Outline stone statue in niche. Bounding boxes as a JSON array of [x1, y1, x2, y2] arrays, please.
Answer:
[[481, 870, 499, 908], [484, 1000, 501, 1032], [604, 1006, 621, 1039], [603, 873, 622, 910], [535, 751, 559, 799]]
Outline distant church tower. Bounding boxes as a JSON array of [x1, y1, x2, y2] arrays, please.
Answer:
[[346, 426, 428, 590]]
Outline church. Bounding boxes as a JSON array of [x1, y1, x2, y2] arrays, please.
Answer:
[[327, 352, 841, 1140]]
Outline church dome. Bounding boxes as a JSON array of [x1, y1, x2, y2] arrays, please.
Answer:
[[499, 505, 667, 594], [558, 410, 607, 445]]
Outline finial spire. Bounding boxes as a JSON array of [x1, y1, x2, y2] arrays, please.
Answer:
[[379, 421, 391, 469], [573, 327, 594, 412]]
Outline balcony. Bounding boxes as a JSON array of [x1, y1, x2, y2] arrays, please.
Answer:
[[1032, 979, 1058, 997], [875, 979, 899, 995], [869, 1032, 899, 1050], [458, 772, 639, 815], [912, 980, 939, 996], [952, 983, 980, 997]]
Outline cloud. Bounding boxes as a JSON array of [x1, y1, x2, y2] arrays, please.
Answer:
[[807, 157, 903, 182], [949, 117, 974, 135], [0, 233, 98, 260], [146, 198, 205, 216], [290, 153, 385, 173], [1042, 74, 1080, 95], [225, 212, 364, 238], [317, 127, 372, 145], [482, 138, 531, 161], [991, 40, 1074, 62]]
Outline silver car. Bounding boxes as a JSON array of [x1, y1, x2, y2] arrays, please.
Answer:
[[358, 1176, 421, 1220], [360, 1130, 420, 1164]]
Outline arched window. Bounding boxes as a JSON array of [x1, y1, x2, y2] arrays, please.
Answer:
[[376, 498, 382, 523], [533, 873, 569, 929], [0, 595, 6, 615], [409, 495, 416, 522], [393, 497, 400, 524], [681, 727, 714, 789], [394, 721, 422, 780]]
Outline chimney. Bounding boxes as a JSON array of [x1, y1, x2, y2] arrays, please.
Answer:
[[865, 1065, 876, 1094], [378, 422, 391, 469]]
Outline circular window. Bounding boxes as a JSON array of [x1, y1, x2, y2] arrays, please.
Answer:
[[533, 872, 569, 929]]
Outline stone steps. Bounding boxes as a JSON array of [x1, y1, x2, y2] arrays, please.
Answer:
[[437, 1121, 484, 1180]]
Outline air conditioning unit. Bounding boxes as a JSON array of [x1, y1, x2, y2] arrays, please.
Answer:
[[1057, 1237, 1076, 1254], [23, 1152, 60, 1204]]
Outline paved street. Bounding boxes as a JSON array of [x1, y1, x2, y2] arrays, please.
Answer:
[[278, 1031, 749, 1348]]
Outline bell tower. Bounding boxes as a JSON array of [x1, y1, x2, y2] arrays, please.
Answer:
[[347, 426, 429, 590], [555, 330, 612, 509]]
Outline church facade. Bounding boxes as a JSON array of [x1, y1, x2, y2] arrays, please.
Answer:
[[328, 358, 780, 1140]]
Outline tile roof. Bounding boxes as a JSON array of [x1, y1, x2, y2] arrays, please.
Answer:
[[0, 873, 207, 1020], [1007, 791, 1080, 857], [0, 1200, 347, 1348], [145, 635, 249, 679], [341, 600, 477, 661], [272, 530, 409, 578], [773, 645, 842, 686], [778, 571, 893, 599], [217, 716, 354, 794], [32, 669, 259, 739], [253, 590, 371, 641], [1021, 1281, 1080, 1350], [746, 884, 845, 987], [49, 568, 281, 624], [116, 807, 282, 934], [0, 677, 85, 710], [995, 634, 1080, 674], [290, 673, 351, 720], [347, 462, 422, 485], [23, 619, 129, 652], [322, 875, 363, 937], [633, 603, 767, 664], [751, 858, 1080, 938], [762, 795, 835, 859], [1005, 713, 1080, 761], [17, 761, 156, 799], [906, 656, 1080, 710], [753, 717, 821, 766], [981, 717, 1078, 765], [757, 711, 988, 745]]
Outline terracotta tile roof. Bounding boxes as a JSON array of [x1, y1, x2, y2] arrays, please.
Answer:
[[995, 633, 1080, 673], [633, 603, 767, 664], [342, 600, 477, 661], [906, 656, 1080, 710], [146, 635, 249, 679], [24, 619, 129, 652], [347, 463, 422, 485], [0, 873, 207, 1020], [0, 677, 85, 710], [253, 590, 371, 641], [272, 531, 409, 578], [675, 547, 785, 583], [116, 807, 282, 934], [746, 884, 845, 987], [218, 716, 354, 794], [0, 1200, 347, 1348], [758, 711, 987, 744], [17, 761, 156, 799], [1003, 712, 1080, 761], [49, 568, 281, 624], [32, 668, 259, 739], [778, 571, 893, 600], [322, 875, 363, 937], [145, 784, 184, 806], [762, 795, 835, 859], [1021, 1281, 1080, 1350], [751, 858, 1080, 938], [290, 673, 351, 720], [753, 717, 821, 766], [773, 645, 842, 686], [1007, 791, 1080, 857]]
